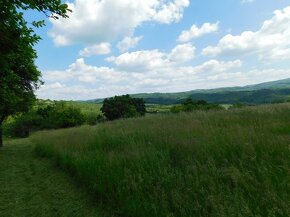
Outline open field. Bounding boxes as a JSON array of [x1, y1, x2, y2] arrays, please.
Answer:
[[0, 139, 105, 217], [31, 103, 290, 217], [65, 101, 103, 116]]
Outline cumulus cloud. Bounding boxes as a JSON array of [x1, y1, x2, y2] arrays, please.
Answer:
[[107, 50, 169, 72], [177, 22, 219, 42], [152, 0, 190, 24], [49, 0, 190, 46], [79, 42, 111, 57], [117, 36, 143, 52], [202, 6, 290, 61], [38, 54, 249, 100], [107, 43, 195, 72], [169, 43, 196, 63]]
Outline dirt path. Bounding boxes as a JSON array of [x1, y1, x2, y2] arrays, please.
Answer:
[[0, 139, 103, 217]]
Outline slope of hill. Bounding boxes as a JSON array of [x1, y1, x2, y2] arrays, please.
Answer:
[[88, 78, 290, 105], [32, 103, 290, 217]]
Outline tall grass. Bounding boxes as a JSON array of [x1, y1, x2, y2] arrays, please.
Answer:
[[65, 101, 103, 125], [32, 103, 290, 217]]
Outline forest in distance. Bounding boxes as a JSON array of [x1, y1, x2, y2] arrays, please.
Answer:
[[89, 78, 290, 105]]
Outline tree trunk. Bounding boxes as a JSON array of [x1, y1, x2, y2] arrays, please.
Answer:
[[0, 124, 3, 147]]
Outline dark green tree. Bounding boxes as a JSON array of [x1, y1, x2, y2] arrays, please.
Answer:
[[101, 95, 146, 121], [0, 0, 70, 146], [170, 98, 224, 113]]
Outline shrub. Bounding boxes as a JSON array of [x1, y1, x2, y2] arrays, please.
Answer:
[[229, 103, 245, 109], [171, 98, 224, 113], [40, 103, 85, 129], [5, 112, 42, 137], [170, 105, 183, 113], [5, 102, 85, 137], [101, 95, 146, 120]]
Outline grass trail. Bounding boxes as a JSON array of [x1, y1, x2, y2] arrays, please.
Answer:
[[0, 139, 104, 217]]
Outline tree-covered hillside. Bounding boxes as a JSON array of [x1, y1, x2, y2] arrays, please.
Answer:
[[88, 78, 290, 105]]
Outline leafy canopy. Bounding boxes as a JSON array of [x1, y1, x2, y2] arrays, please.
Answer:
[[171, 98, 224, 113], [101, 95, 146, 120], [0, 0, 70, 145], [5, 102, 85, 138]]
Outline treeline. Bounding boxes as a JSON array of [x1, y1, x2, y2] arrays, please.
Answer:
[[139, 88, 290, 105], [4, 95, 146, 138], [171, 98, 224, 113], [4, 95, 247, 138]]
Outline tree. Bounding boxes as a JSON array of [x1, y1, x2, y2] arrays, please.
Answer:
[[101, 95, 146, 120], [0, 0, 70, 146], [170, 98, 224, 113]]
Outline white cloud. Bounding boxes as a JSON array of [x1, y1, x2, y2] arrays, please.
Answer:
[[107, 44, 195, 72], [153, 0, 190, 24], [39, 52, 290, 100], [177, 22, 219, 42], [205, 68, 290, 88], [67, 58, 125, 83], [169, 43, 195, 63], [117, 36, 143, 52], [49, 0, 190, 46], [38, 54, 250, 100], [192, 59, 242, 74], [202, 6, 290, 61], [106, 50, 169, 72], [79, 42, 111, 57]]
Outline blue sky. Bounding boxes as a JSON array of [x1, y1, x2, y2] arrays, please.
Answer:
[[28, 0, 290, 100]]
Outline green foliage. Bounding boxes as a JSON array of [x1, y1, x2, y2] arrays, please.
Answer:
[[170, 98, 224, 113], [101, 95, 146, 120], [37, 100, 104, 125], [229, 103, 245, 109], [5, 112, 42, 138], [0, 0, 70, 146], [5, 103, 85, 138], [64, 101, 105, 125], [38, 103, 85, 129], [170, 105, 183, 113], [32, 103, 290, 217]]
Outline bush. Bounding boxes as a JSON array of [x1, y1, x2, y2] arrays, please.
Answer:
[[229, 103, 245, 109], [101, 95, 146, 120], [170, 98, 224, 113], [5, 102, 85, 138], [38, 103, 85, 129], [5, 112, 42, 138], [170, 105, 183, 113], [83, 113, 105, 125]]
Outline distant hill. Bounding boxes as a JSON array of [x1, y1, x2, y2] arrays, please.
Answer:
[[88, 78, 290, 105]]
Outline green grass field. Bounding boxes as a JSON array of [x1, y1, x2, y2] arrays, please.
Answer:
[[31, 103, 290, 217], [0, 139, 106, 217]]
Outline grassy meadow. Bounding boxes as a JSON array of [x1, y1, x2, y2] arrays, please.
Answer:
[[0, 139, 104, 217], [65, 101, 102, 116], [31, 103, 290, 217]]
